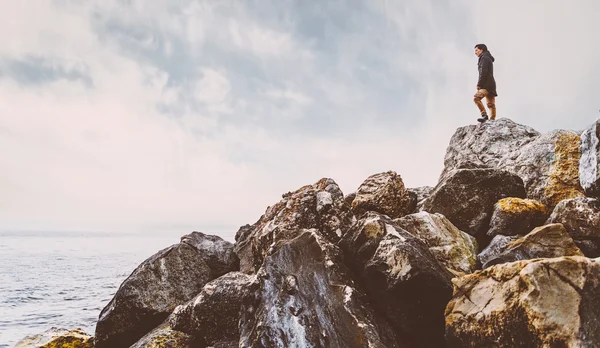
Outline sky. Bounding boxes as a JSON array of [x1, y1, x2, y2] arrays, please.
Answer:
[[1, 0, 599, 241]]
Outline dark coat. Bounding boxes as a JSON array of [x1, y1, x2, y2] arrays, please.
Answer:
[[477, 51, 497, 96]]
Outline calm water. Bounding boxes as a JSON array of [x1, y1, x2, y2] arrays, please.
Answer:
[[0, 231, 184, 347]]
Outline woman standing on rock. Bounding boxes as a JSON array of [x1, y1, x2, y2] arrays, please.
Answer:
[[473, 44, 497, 123]]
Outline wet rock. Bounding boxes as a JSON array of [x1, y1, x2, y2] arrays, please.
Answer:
[[580, 119, 600, 197], [15, 328, 93, 348], [487, 198, 549, 237], [180, 231, 239, 277], [130, 321, 199, 348], [340, 212, 453, 347], [170, 272, 253, 346], [239, 229, 399, 348], [445, 257, 600, 347], [351, 171, 413, 219], [480, 223, 583, 269], [95, 243, 213, 348], [234, 178, 354, 273], [477, 234, 520, 269], [393, 212, 478, 274], [422, 168, 526, 242]]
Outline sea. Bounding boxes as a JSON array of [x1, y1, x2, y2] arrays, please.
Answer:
[[0, 230, 196, 347]]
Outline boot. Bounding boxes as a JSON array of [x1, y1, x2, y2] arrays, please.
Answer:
[[477, 114, 489, 123]]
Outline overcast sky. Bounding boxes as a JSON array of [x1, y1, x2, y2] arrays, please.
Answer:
[[1, 1, 599, 240]]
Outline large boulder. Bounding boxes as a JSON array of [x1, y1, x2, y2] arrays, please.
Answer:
[[422, 168, 526, 242], [477, 234, 521, 269], [487, 197, 549, 237], [180, 231, 239, 277], [445, 257, 600, 347], [234, 178, 354, 273], [351, 171, 413, 219], [393, 212, 478, 274], [130, 321, 199, 348], [95, 243, 213, 348], [239, 229, 399, 348], [580, 119, 600, 197], [170, 272, 253, 346], [15, 328, 93, 348], [340, 212, 453, 347], [479, 223, 583, 268], [546, 197, 600, 257]]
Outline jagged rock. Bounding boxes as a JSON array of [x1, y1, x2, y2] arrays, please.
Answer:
[[440, 119, 584, 209], [422, 168, 526, 242], [580, 119, 600, 197], [487, 197, 549, 237], [95, 243, 213, 348], [340, 212, 453, 347], [477, 234, 520, 268], [351, 171, 413, 219], [239, 229, 399, 348], [130, 321, 199, 348], [445, 257, 600, 347], [170, 272, 253, 346], [393, 212, 478, 274], [234, 178, 354, 273], [15, 328, 93, 348], [180, 232, 239, 277], [479, 223, 583, 268]]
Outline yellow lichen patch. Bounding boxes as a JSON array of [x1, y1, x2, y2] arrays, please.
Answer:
[[545, 132, 585, 208], [41, 329, 93, 348], [497, 197, 548, 215]]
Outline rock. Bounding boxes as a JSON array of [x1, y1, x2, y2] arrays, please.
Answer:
[[130, 321, 199, 348], [170, 272, 253, 346], [15, 328, 93, 348], [477, 234, 520, 269], [445, 256, 600, 347], [180, 231, 239, 277], [340, 212, 453, 347], [487, 197, 549, 237], [95, 243, 213, 348], [547, 197, 600, 240], [574, 240, 600, 258], [479, 223, 583, 268], [344, 192, 357, 207], [351, 171, 413, 219], [422, 168, 526, 242], [234, 178, 354, 273], [239, 229, 399, 348], [580, 119, 600, 197], [408, 186, 433, 212], [393, 212, 478, 274], [440, 119, 584, 209]]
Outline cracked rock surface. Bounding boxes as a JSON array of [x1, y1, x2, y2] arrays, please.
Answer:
[[351, 171, 413, 219]]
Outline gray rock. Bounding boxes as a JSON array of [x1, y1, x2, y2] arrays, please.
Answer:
[[180, 231, 239, 277], [422, 168, 526, 242], [477, 234, 521, 268], [580, 119, 600, 197], [574, 240, 600, 258], [95, 243, 213, 348], [234, 178, 354, 273], [487, 198, 549, 237], [239, 229, 399, 348], [547, 197, 600, 240], [351, 171, 413, 219], [130, 321, 199, 348], [479, 223, 583, 269], [408, 186, 433, 212]]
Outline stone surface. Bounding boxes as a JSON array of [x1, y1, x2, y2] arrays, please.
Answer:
[[95, 243, 213, 348], [422, 168, 526, 242], [479, 223, 583, 269], [477, 234, 521, 269], [170, 272, 253, 346], [487, 197, 549, 237], [130, 321, 199, 348], [547, 197, 600, 240], [340, 212, 453, 347], [15, 328, 93, 348], [234, 178, 354, 273], [180, 231, 239, 277], [408, 186, 433, 212], [445, 257, 600, 347], [239, 229, 399, 348], [351, 171, 413, 219], [580, 119, 600, 197], [393, 212, 478, 274]]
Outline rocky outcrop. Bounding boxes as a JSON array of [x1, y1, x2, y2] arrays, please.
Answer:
[[340, 212, 453, 347], [130, 322, 198, 348], [351, 171, 413, 219], [170, 272, 253, 346], [445, 257, 600, 347], [422, 168, 526, 242], [394, 212, 478, 274], [487, 197, 549, 237], [239, 229, 399, 348], [180, 231, 239, 277], [94, 243, 213, 348], [15, 328, 93, 348], [479, 223, 583, 268], [580, 119, 600, 197], [234, 178, 354, 273]]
